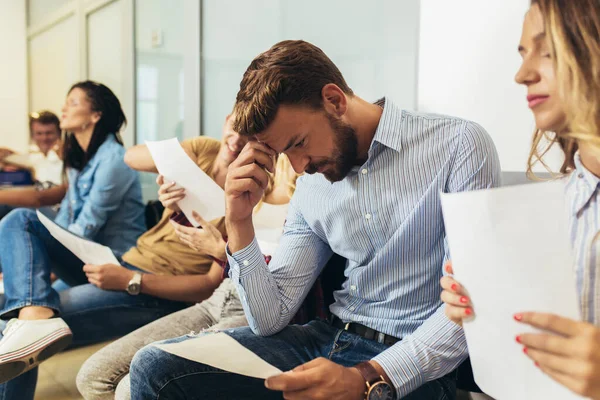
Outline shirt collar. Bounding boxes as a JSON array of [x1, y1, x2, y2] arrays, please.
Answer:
[[570, 152, 600, 215], [370, 97, 403, 153]]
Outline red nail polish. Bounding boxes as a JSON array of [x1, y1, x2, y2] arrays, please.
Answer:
[[460, 296, 468, 304], [451, 284, 458, 291], [516, 335, 522, 343], [523, 347, 528, 354], [514, 314, 523, 321], [445, 265, 452, 273], [535, 362, 539, 367], [465, 308, 472, 316]]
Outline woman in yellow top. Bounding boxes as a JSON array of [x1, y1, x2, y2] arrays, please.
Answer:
[[76, 114, 297, 400], [441, 1, 600, 398]]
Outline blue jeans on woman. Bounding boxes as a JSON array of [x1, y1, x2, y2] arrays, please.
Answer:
[[129, 320, 457, 400], [0, 209, 188, 399]]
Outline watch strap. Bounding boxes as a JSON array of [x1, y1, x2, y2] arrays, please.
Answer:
[[127, 272, 142, 294], [130, 272, 142, 285], [354, 361, 381, 386]]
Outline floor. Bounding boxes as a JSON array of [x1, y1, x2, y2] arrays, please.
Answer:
[[35, 342, 110, 400]]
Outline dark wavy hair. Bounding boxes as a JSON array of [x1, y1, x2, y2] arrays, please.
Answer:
[[62, 81, 126, 171]]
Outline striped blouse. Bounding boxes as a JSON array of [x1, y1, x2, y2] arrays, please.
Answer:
[[566, 154, 600, 325], [228, 98, 501, 397]]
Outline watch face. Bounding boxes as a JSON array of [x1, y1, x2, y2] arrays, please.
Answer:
[[127, 283, 141, 295], [367, 381, 395, 400]]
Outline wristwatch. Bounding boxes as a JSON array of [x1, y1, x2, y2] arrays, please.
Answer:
[[354, 361, 395, 400], [126, 272, 143, 295]]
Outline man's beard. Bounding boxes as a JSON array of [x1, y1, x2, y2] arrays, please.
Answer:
[[305, 114, 359, 182]]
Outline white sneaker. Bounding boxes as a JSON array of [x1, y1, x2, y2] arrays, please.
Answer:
[[0, 318, 72, 383]]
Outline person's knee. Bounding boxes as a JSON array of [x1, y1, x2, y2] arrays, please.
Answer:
[[76, 350, 120, 400], [0, 208, 34, 231], [75, 364, 94, 399], [130, 344, 165, 381]]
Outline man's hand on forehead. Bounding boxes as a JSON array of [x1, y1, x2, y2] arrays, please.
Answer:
[[253, 137, 278, 153], [235, 141, 277, 174]]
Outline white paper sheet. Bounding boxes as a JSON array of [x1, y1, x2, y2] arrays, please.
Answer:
[[441, 181, 583, 400], [36, 210, 120, 265], [146, 138, 225, 226], [154, 332, 282, 379], [3, 153, 34, 169]]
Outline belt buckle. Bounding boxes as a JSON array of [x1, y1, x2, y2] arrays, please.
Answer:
[[344, 322, 351, 331]]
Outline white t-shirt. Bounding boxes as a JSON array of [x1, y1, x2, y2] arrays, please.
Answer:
[[28, 144, 63, 185]]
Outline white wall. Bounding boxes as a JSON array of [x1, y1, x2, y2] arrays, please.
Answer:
[[26, 0, 135, 147], [29, 15, 78, 116], [27, 0, 71, 26], [418, 0, 563, 172], [201, 0, 420, 139], [0, 0, 29, 153]]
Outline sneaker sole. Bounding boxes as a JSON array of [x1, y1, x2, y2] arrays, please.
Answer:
[[0, 328, 72, 384]]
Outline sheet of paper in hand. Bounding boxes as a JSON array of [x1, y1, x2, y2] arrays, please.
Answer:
[[36, 210, 120, 265], [441, 181, 583, 400], [146, 138, 225, 227], [3, 153, 34, 169], [153, 332, 282, 379]]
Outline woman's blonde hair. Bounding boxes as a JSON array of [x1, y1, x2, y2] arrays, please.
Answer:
[[527, 0, 600, 178]]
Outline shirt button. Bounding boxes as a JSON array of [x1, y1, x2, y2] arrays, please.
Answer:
[[578, 173, 585, 179], [71, 200, 76, 204], [365, 213, 372, 220], [349, 306, 356, 311], [350, 285, 357, 291], [361, 168, 368, 175], [242, 260, 249, 266]]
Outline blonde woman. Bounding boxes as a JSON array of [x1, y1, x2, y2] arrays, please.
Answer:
[[76, 120, 297, 400], [441, 1, 600, 398]]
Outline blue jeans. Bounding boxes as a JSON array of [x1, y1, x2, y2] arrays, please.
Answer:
[[0, 209, 188, 399], [0, 205, 14, 221], [129, 320, 456, 400]]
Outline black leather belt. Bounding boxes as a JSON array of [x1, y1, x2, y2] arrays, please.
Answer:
[[330, 316, 400, 346]]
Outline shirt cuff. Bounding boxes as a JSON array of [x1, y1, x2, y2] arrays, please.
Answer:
[[226, 236, 264, 279], [372, 344, 424, 398]]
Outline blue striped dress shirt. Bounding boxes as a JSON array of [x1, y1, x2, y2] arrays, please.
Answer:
[[565, 154, 600, 325], [228, 98, 501, 397]]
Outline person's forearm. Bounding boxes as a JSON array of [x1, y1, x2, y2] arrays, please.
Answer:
[[0, 184, 66, 208], [227, 239, 285, 336], [140, 262, 223, 303], [123, 144, 157, 173], [226, 217, 256, 253], [372, 306, 468, 397]]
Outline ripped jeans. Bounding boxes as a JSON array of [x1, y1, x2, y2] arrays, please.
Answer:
[[76, 279, 247, 400]]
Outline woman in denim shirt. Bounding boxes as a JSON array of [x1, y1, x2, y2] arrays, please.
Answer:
[[0, 81, 147, 398]]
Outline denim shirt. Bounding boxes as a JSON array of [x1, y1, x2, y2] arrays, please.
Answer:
[[54, 135, 145, 258]]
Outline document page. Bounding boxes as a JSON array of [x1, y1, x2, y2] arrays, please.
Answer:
[[154, 332, 282, 379], [36, 210, 120, 265], [147, 138, 225, 226], [441, 181, 583, 400]]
